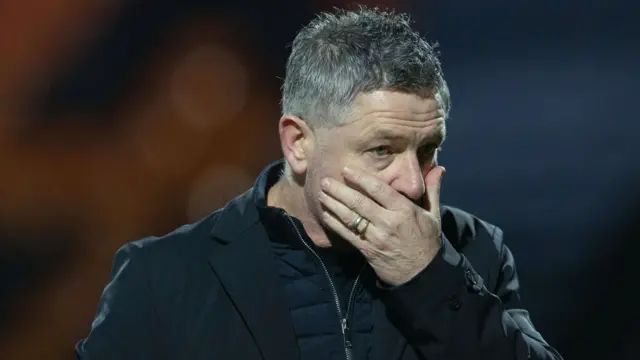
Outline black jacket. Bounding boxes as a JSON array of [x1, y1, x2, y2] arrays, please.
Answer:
[[76, 187, 562, 360]]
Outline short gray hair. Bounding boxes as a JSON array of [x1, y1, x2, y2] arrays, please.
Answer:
[[281, 6, 451, 129]]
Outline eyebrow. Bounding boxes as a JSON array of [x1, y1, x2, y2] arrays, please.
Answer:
[[361, 127, 446, 145], [361, 129, 405, 142]]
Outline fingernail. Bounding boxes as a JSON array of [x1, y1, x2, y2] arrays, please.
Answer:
[[343, 166, 354, 175], [321, 178, 330, 189]]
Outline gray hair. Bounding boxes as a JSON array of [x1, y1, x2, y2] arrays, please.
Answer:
[[281, 6, 451, 129]]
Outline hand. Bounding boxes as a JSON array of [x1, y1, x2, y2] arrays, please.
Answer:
[[319, 165, 445, 286]]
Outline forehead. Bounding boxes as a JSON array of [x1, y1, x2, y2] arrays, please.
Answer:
[[342, 90, 445, 140], [352, 90, 441, 118]]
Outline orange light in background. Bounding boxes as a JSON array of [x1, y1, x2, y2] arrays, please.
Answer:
[[187, 165, 255, 222], [121, 21, 261, 183], [171, 45, 249, 131], [0, 0, 122, 108], [0, 13, 280, 360]]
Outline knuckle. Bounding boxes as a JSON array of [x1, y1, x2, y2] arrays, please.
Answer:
[[383, 216, 402, 234], [380, 216, 394, 230], [399, 206, 413, 217], [360, 245, 375, 259], [391, 217, 404, 232], [369, 182, 385, 196], [374, 237, 389, 251], [349, 194, 365, 210]]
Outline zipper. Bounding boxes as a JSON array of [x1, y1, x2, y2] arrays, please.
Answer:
[[286, 214, 365, 360]]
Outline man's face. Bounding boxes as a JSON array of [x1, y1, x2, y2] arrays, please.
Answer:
[[304, 90, 445, 218]]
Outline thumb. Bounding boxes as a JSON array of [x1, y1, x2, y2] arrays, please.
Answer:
[[424, 166, 445, 219]]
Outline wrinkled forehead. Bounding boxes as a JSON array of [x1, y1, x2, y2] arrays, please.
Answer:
[[339, 90, 444, 127], [356, 118, 446, 145], [324, 91, 445, 146]]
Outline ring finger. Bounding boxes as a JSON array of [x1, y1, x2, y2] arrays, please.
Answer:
[[319, 191, 386, 241], [319, 191, 363, 231]]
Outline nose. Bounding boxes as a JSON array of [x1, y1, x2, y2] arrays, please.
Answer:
[[389, 155, 425, 202]]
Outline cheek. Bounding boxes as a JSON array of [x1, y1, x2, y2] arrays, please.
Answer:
[[305, 151, 340, 198], [310, 144, 347, 177]]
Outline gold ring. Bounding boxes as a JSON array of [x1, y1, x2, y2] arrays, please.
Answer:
[[357, 218, 370, 237], [350, 215, 364, 232]]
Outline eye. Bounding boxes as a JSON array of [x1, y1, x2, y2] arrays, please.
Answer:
[[369, 145, 392, 157]]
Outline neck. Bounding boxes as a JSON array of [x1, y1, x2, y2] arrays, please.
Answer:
[[268, 177, 352, 252]]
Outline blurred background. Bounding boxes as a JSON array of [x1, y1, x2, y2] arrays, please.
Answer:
[[0, 0, 637, 359]]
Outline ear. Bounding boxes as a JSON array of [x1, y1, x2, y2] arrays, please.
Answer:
[[278, 115, 315, 176]]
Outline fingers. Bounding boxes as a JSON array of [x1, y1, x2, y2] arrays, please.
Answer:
[[320, 177, 387, 222], [318, 189, 384, 254], [320, 209, 371, 252], [424, 166, 445, 220], [319, 189, 378, 234], [341, 166, 406, 210], [319, 191, 360, 229]]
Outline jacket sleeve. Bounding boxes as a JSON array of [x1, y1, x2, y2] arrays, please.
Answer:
[[379, 227, 563, 360], [75, 243, 156, 360]]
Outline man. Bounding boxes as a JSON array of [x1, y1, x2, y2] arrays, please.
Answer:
[[76, 7, 562, 360]]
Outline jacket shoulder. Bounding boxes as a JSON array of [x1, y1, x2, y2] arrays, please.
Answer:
[[104, 210, 226, 302], [124, 209, 223, 264], [441, 205, 504, 254]]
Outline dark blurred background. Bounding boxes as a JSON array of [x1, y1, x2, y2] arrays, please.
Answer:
[[0, 0, 637, 359]]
